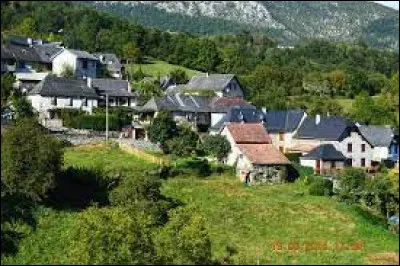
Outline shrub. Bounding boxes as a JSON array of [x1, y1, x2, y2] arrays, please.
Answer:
[[164, 124, 198, 156], [308, 177, 333, 196], [284, 153, 302, 163], [200, 135, 231, 161], [338, 168, 366, 204], [154, 206, 212, 265], [172, 157, 212, 177], [69, 114, 119, 131], [67, 206, 157, 265]]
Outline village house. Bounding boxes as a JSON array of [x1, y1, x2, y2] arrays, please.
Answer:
[[357, 124, 399, 167], [51, 48, 98, 79], [185, 74, 244, 98], [93, 53, 124, 79], [210, 105, 265, 135], [87, 78, 138, 107], [28, 75, 99, 127], [263, 109, 307, 153], [293, 115, 374, 169], [221, 123, 290, 184], [299, 144, 346, 175], [1, 43, 62, 90]]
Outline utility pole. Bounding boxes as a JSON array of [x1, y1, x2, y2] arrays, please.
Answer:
[[106, 93, 109, 141]]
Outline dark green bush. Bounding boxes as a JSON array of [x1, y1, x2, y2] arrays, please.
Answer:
[[69, 114, 119, 131], [284, 153, 302, 163], [309, 177, 333, 196]]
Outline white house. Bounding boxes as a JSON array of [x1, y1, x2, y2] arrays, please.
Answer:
[[185, 74, 244, 98], [28, 75, 99, 127], [357, 125, 399, 167], [293, 115, 375, 169], [52, 48, 98, 79], [263, 109, 307, 153], [88, 78, 138, 107]]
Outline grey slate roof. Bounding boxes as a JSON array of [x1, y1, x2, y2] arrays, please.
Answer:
[[211, 106, 265, 131], [294, 116, 354, 141], [358, 125, 394, 147], [264, 110, 305, 133], [33, 44, 62, 63], [301, 144, 346, 161], [139, 94, 211, 113], [164, 85, 186, 95], [29, 75, 99, 98], [62, 49, 98, 61], [93, 53, 122, 71], [90, 78, 137, 97], [1, 44, 42, 62], [186, 74, 235, 91]]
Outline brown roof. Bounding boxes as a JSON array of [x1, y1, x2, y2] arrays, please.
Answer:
[[287, 143, 318, 153], [226, 123, 272, 144], [237, 144, 290, 165]]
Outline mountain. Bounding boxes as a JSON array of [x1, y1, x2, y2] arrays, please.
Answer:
[[82, 1, 399, 50]]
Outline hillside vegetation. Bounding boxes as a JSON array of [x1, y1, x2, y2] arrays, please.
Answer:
[[2, 144, 398, 265]]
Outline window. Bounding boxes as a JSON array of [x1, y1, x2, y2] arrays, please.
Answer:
[[347, 143, 352, 153], [279, 132, 285, 141], [331, 161, 336, 169], [279, 146, 284, 153], [82, 98, 88, 106], [361, 158, 366, 167], [361, 144, 366, 152], [82, 60, 88, 69], [51, 97, 57, 106], [67, 98, 73, 106]]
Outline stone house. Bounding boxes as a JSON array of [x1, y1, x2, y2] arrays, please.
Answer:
[[220, 123, 290, 184], [300, 144, 346, 175], [263, 109, 307, 153], [185, 74, 244, 98], [52, 48, 98, 79]]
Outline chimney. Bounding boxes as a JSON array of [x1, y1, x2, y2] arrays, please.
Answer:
[[27, 38, 33, 45], [315, 114, 321, 125], [261, 107, 267, 114]]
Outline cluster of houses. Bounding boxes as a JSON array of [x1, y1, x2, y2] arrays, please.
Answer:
[[2, 35, 399, 184]]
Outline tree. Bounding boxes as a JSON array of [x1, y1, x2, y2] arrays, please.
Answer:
[[164, 123, 199, 156], [169, 69, 188, 84], [1, 118, 62, 253], [136, 80, 163, 104], [11, 96, 34, 119], [1, 74, 15, 111], [200, 135, 231, 161], [123, 42, 143, 64], [67, 206, 157, 265], [60, 64, 75, 78], [1, 118, 62, 202], [15, 17, 37, 37], [154, 206, 212, 265], [147, 111, 178, 146]]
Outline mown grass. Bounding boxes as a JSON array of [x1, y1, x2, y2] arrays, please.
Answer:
[[2, 145, 398, 265], [127, 59, 203, 78]]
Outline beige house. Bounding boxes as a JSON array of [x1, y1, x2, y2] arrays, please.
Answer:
[[263, 110, 307, 153], [221, 123, 290, 184]]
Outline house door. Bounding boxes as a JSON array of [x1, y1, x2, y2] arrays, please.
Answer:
[[316, 160, 321, 174]]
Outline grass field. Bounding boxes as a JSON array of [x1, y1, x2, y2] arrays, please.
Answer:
[[2, 144, 399, 265], [127, 59, 203, 79]]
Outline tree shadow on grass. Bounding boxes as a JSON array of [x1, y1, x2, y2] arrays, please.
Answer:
[[44, 167, 119, 211], [351, 204, 387, 227]]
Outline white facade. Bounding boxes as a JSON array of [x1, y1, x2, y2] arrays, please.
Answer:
[[28, 95, 98, 117], [220, 126, 242, 166], [52, 50, 97, 78]]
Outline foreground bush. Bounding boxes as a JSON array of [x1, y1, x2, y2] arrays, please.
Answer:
[[200, 135, 231, 161], [154, 206, 212, 265], [309, 177, 333, 196], [338, 168, 366, 204], [67, 206, 157, 265]]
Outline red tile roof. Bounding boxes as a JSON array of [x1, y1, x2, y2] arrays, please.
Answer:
[[226, 123, 272, 144], [237, 144, 290, 165]]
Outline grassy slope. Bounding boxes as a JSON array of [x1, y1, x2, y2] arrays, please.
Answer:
[[127, 59, 203, 79], [2, 145, 398, 265]]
